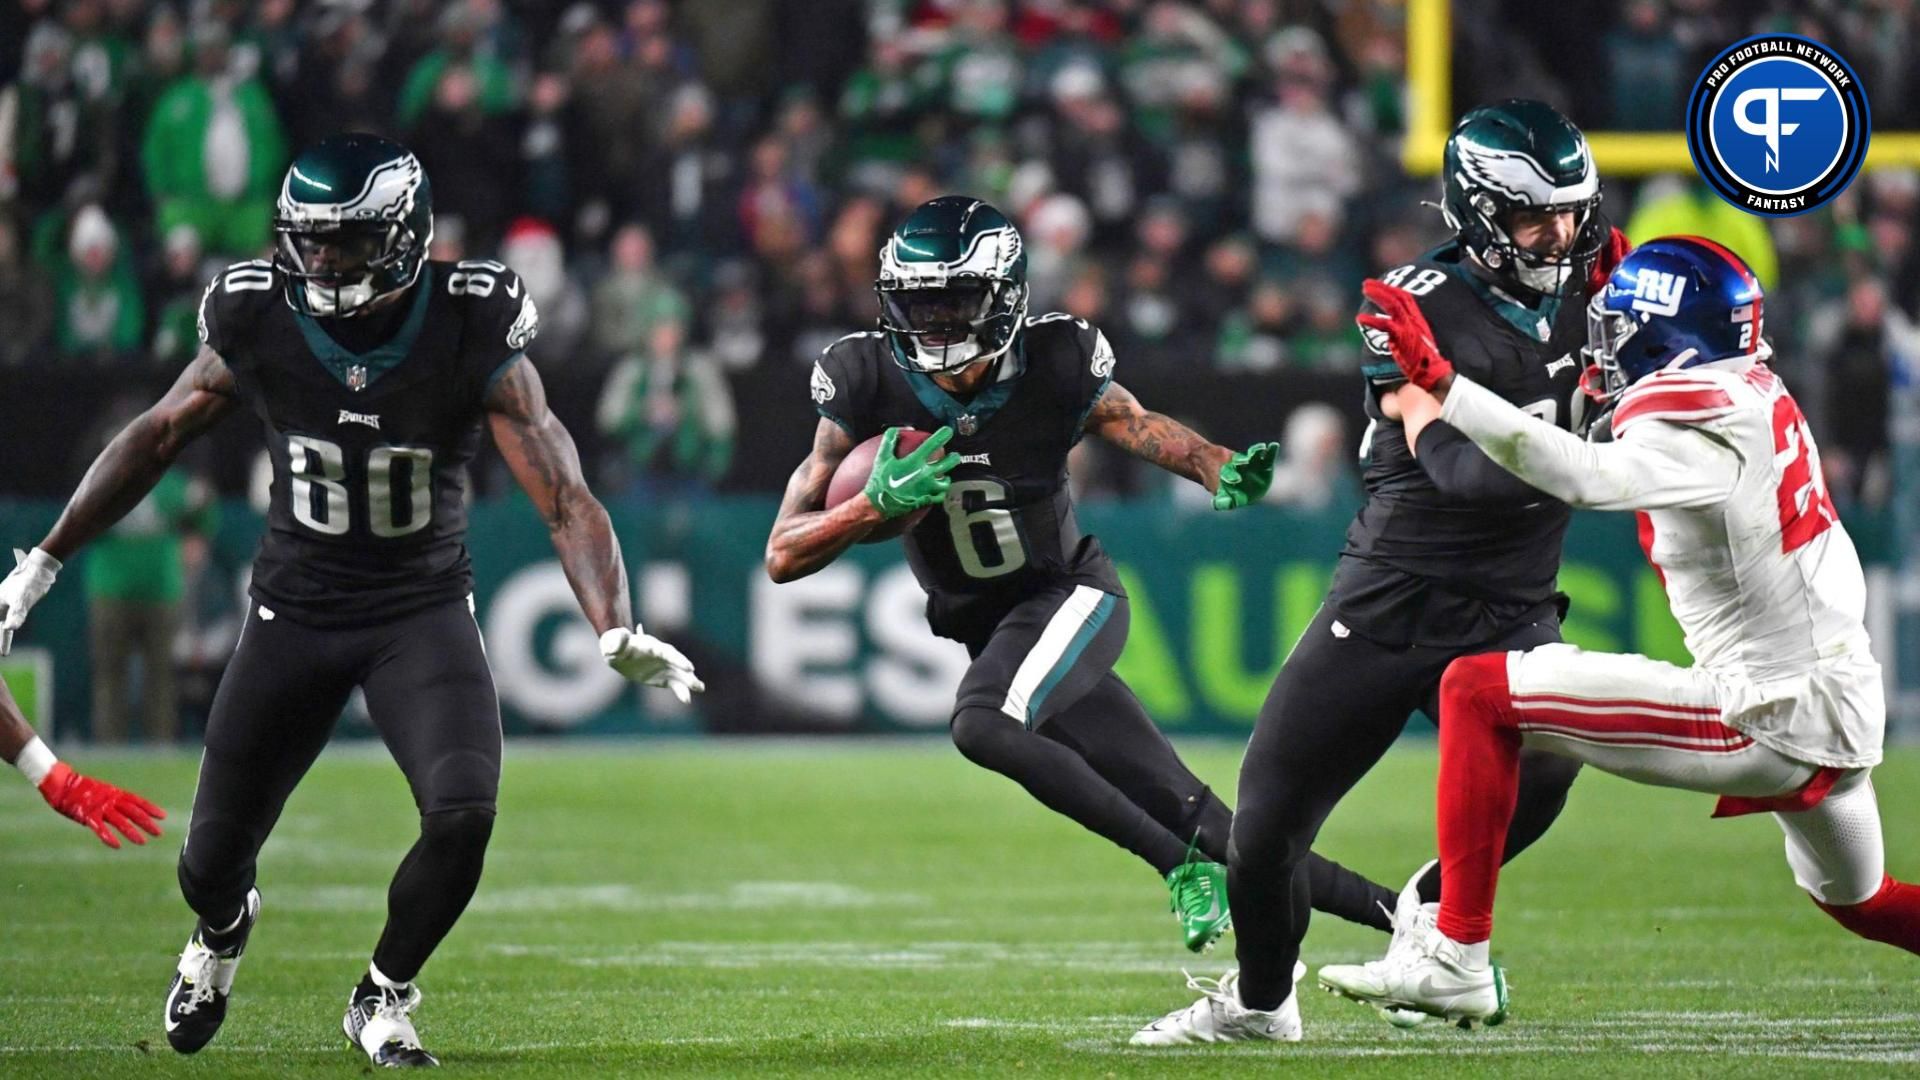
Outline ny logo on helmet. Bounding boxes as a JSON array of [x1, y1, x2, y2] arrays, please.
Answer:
[[1624, 268, 1687, 317]]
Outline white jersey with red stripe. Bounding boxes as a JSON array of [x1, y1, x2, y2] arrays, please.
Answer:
[[1438, 357, 1882, 768]]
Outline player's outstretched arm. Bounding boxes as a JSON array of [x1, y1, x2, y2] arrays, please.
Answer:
[[1082, 382, 1276, 510], [1, 346, 237, 653], [1414, 376, 1739, 512], [0, 676, 165, 848], [764, 418, 884, 583], [486, 356, 632, 633], [487, 356, 702, 700]]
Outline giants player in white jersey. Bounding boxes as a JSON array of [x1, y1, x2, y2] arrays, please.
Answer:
[[1317, 236, 1919, 1026]]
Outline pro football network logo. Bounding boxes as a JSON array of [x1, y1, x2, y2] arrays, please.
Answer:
[[1686, 34, 1869, 217]]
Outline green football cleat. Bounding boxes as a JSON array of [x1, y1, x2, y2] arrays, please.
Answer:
[[1166, 858, 1232, 953]]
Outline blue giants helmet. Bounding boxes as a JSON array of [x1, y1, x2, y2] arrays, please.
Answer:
[[1583, 235, 1766, 406]]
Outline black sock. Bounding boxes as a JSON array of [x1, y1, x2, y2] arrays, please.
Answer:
[[951, 706, 1189, 875], [369, 808, 495, 984], [198, 902, 250, 953], [1305, 853, 1396, 933]]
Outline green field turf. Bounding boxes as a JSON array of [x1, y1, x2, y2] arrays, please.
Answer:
[[0, 740, 1914, 1078]]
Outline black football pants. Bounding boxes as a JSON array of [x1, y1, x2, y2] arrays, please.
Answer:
[[947, 585, 1396, 930], [178, 595, 502, 983], [1229, 604, 1583, 1010]]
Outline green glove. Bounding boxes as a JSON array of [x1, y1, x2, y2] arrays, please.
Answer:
[[1212, 442, 1278, 511], [864, 426, 959, 518]]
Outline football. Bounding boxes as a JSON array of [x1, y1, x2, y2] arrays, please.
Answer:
[[826, 428, 940, 543]]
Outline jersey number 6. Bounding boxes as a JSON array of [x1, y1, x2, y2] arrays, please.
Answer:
[[287, 435, 434, 539], [946, 478, 1028, 579]]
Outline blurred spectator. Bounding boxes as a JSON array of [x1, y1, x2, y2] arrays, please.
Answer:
[[589, 223, 689, 362], [0, 23, 117, 216], [148, 223, 205, 369], [1287, 276, 1364, 373], [520, 72, 574, 226], [501, 217, 588, 366], [85, 464, 218, 744], [0, 216, 53, 365], [1263, 402, 1354, 512], [408, 61, 519, 251], [1624, 175, 1779, 289], [596, 316, 736, 490], [1024, 192, 1093, 313], [773, 251, 861, 366], [927, 0, 1022, 124], [1215, 277, 1292, 373], [826, 195, 888, 304], [738, 135, 823, 262], [54, 203, 142, 361], [1118, 1, 1248, 145], [1249, 27, 1362, 246], [1805, 276, 1920, 511], [1605, 0, 1685, 130], [704, 259, 767, 373], [1047, 61, 1153, 242], [395, 3, 516, 129], [140, 22, 286, 258], [638, 82, 734, 256], [839, 34, 933, 194]]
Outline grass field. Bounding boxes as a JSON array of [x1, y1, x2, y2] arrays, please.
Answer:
[[0, 739, 1915, 1078]]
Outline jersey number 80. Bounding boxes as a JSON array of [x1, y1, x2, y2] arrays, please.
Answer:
[[287, 435, 434, 539]]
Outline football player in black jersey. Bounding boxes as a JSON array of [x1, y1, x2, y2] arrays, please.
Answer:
[[768, 196, 1403, 954], [0, 134, 703, 1067], [1135, 101, 1634, 1044]]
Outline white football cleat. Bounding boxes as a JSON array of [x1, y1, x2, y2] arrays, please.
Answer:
[[1374, 859, 1438, 1029], [1317, 924, 1507, 1029], [1130, 962, 1305, 1046]]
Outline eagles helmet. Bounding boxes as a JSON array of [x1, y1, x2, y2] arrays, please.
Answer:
[[1584, 235, 1766, 407], [273, 133, 433, 318], [1442, 100, 1606, 298], [876, 196, 1028, 373]]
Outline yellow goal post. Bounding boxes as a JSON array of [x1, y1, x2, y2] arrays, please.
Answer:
[[1402, 0, 1920, 175]]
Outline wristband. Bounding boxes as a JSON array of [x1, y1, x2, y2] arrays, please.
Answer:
[[15, 736, 56, 787]]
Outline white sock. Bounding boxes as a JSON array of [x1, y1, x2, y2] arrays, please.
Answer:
[[369, 962, 410, 991], [1457, 938, 1491, 970]]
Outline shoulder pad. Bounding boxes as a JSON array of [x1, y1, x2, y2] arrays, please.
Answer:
[[445, 259, 539, 352], [198, 260, 279, 355], [1610, 369, 1745, 438]]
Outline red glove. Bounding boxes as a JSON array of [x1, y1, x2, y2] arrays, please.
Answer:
[[1356, 279, 1454, 391], [38, 762, 165, 848], [1587, 226, 1632, 295]]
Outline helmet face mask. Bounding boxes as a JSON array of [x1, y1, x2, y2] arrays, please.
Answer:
[[273, 134, 433, 319], [876, 196, 1029, 375]]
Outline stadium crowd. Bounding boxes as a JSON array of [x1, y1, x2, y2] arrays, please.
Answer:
[[3, 1, 1918, 742], [3, 0, 1916, 507]]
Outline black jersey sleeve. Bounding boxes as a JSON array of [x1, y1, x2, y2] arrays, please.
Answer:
[[811, 331, 882, 439], [196, 259, 279, 363], [1411, 419, 1553, 504], [450, 259, 540, 400], [1024, 313, 1114, 432]]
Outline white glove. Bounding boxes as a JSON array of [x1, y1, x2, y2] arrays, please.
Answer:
[[0, 548, 60, 656], [600, 625, 704, 704]]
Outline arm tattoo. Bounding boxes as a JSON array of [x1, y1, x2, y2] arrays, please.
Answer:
[[1082, 381, 1230, 490], [486, 357, 633, 632], [42, 345, 236, 559], [764, 419, 875, 582]]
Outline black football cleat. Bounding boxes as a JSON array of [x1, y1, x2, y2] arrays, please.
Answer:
[[164, 888, 262, 1054], [344, 976, 439, 1068]]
